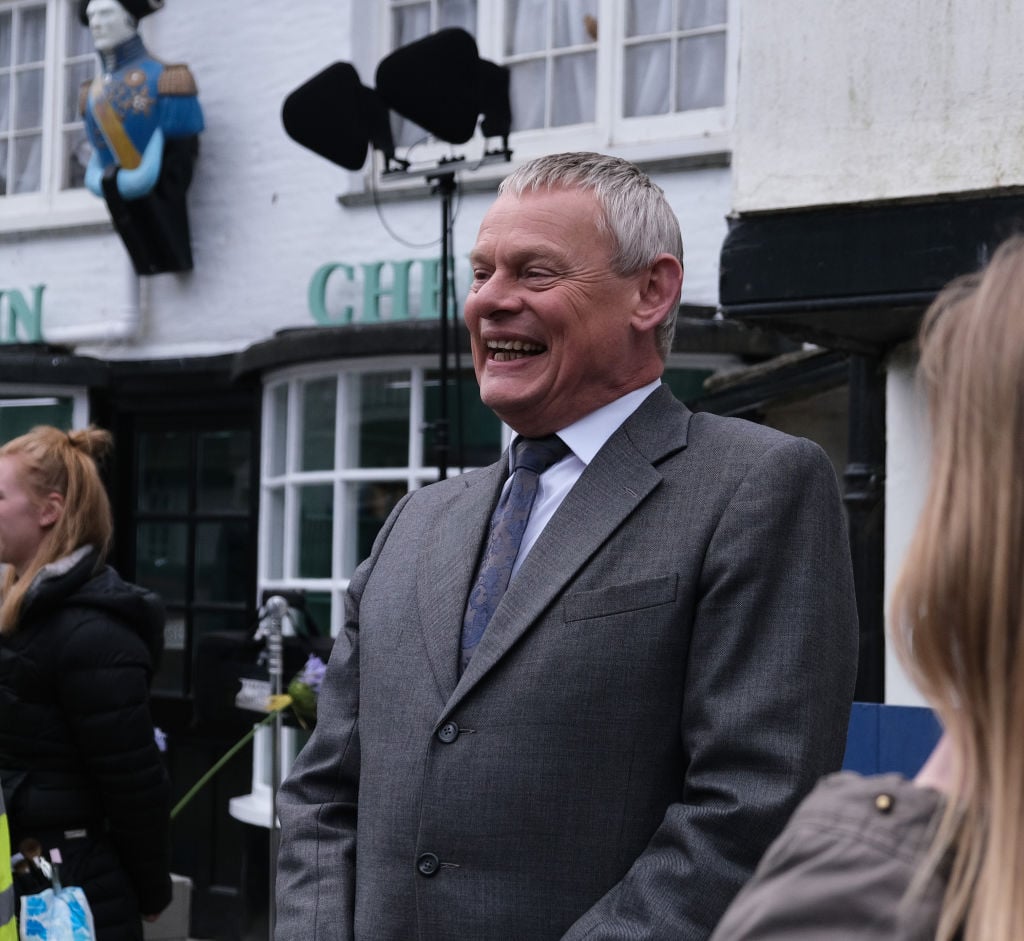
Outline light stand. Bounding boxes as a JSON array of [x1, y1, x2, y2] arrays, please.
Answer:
[[428, 168, 456, 478], [283, 27, 512, 480]]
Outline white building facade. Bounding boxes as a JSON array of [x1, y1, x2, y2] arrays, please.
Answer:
[[723, 0, 1024, 709], [4, 2, 792, 932], [15, 0, 1013, 930]]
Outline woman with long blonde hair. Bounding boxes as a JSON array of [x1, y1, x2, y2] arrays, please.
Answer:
[[710, 235, 1024, 941], [0, 426, 171, 941]]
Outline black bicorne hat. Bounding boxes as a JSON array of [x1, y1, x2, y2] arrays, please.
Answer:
[[78, 0, 165, 27]]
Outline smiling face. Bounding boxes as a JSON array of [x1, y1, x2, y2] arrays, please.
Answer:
[[0, 455, 59, 577], [464, 187, 668, 437]]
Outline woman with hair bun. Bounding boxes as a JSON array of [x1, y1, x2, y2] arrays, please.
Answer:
[[0, 426, 171, 941]]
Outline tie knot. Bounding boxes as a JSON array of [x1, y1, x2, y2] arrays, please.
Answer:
[[512, 435, 570, 475]]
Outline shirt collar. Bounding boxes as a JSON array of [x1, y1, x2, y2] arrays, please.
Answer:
[[509, 379, 662, 470]]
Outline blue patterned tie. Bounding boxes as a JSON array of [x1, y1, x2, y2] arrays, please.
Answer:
[[460, 434, 570, 674]]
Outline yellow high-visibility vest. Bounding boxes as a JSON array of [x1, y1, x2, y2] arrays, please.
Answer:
[[0, 791, 15, 941]]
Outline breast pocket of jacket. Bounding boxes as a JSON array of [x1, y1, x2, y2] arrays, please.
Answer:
[[561, 574, 678, 624]]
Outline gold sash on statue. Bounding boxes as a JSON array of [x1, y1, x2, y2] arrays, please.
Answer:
[[89, 76, 143, 170]]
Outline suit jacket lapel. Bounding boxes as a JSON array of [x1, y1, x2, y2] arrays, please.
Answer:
[[448, 385, 692, 709], [418, 458, 508, 697]]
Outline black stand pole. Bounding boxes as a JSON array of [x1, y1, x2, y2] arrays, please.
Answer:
[[428, 170, 457, 480], [844, 354, 886, 702]]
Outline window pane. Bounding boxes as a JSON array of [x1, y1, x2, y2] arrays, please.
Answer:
[[349, 371, 410, 468], [627, 0, 672, 36], [63, 127, 89, 188], [0, 74, 9, 131], [14, 68, 43, 129], [196, 521, 250, 603], [0, 13, 11, 65], [348, 481, 406, 574], [268, 383, 289, 476], [301, 378, 336, 471], [509, 59, 546, 130], [151, 611, 186, 695], [554, 1, 597, 48], [300, 591, 332, 639], [624, 41, 671, 116], [12, 133, 41, 193], [64, 59, 93, 122], [15, 7, 45, 64], [66, 15, 93, 57], [298, 484, 333, 578], [677, 32, 725, 110], [392, 2, 430, 47], [138, 431, 190, 512], [551, 52, 595, 125], [198, 430, 251, 513], [678, 0, 727, 30], [137, 521, 189, 604], [265, 487, 284, 579], [438, 0, 477, 31], [506, 0, 548, 55], [0, 397, 72, 442], [424, 369, 501, 469]]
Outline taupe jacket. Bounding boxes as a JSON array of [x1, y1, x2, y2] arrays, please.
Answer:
[[711, 772, 949, 941]]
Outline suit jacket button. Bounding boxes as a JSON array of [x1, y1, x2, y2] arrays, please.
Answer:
[[437, 721, 459, 743], [416, 853, 440, 877]]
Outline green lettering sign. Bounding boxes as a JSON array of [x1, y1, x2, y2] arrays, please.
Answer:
[[309, 263, 355, 325], [418, 257, 457, 320], [1, 286, 44, 343], [308, 258, 461, 325], [362, 260, 412, 322]]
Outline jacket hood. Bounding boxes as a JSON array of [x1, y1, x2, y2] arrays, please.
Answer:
[[18, 545, 166, 672]]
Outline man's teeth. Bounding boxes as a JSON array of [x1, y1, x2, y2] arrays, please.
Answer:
[[487, 339, 544, 361]]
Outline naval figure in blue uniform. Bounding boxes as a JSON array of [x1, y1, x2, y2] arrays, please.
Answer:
[[79, 0, 204, 274]]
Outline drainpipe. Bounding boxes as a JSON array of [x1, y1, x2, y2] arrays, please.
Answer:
[[43, 259, 148, 347]]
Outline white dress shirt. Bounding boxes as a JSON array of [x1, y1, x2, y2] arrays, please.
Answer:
[[507, 379, 662, 578]]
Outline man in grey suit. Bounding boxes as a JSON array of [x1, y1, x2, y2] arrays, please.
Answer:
[[275, 152, 859, 940]]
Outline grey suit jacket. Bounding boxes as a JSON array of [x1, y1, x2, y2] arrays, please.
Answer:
[[275, 385, 859, 941]]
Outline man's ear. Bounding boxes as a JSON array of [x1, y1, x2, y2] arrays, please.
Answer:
[[631, 254, 684, 335], [38, 492, 65, 529]]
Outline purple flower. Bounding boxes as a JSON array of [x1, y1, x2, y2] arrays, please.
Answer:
[[299, 654, 327, 693]]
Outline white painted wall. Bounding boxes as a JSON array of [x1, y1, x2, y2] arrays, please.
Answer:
[[2, 0, 731, 361], [883, 347, 931, 706], [733, 0, 1024, 212]]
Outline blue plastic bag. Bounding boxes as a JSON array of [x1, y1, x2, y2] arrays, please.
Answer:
[[18, 887, 95, 941]]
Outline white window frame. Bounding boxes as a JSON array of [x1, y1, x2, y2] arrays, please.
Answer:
[[0, 384, 90, 434], [369, 0, 738, 187], [258, 357, 508, 637], [0, 0, 106, 233]]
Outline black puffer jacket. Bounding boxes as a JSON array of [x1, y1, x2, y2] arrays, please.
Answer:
[[0, 546, 172, 941]]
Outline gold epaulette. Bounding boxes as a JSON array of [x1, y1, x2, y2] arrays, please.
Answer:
[[78, 79, 92, 117], [157, 64, 198, 96]]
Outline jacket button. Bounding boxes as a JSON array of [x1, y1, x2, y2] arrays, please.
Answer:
[[416, 853, 440, 877], [437, 721, 459, 743]]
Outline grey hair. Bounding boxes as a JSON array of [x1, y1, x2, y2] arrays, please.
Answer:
[[499, 152, 683, 358]]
